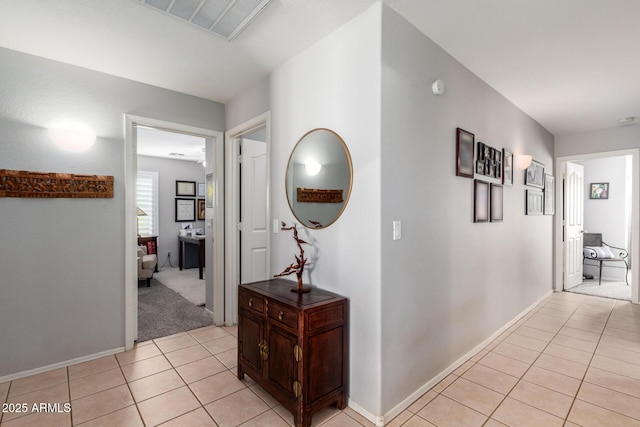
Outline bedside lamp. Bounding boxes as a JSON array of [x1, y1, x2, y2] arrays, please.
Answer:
[[137, 207, 147, 237]]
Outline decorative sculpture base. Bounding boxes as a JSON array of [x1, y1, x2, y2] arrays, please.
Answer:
[[291, 286, 312, 293]]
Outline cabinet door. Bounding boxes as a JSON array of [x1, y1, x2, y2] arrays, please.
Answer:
[[266, 324, 298, 398], [239, 310, 264, 375]]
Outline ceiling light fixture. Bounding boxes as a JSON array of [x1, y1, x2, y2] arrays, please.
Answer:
[[138, 0, 273, 41], [304, 159, 322, 176]]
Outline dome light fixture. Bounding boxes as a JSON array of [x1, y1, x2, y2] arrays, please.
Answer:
[[304, 159, 322, 176]]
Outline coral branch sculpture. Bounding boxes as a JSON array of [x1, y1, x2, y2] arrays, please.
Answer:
[[274, 221, 311, 293]]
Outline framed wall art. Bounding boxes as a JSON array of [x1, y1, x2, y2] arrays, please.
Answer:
[[456, 128, 475, 178], [502, 149, 513, 186], [175, 198, 196, 222], [526, 189, 544, 215], [205, 173, 214, 208], [176, 180, 196, 196], [197, 199, 206, 220], [490, 184, 503, 222], [524, 160, 545, 188], [197, 182, 205, 197], [590, 182, 609, 199], [474, 180, 490, 223], [544, 174, 555, 215]]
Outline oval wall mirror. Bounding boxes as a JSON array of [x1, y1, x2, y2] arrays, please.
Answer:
[[285, 128, 353, 229]]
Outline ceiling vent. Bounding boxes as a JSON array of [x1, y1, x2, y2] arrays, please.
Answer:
[[137, 0, 272, 40]]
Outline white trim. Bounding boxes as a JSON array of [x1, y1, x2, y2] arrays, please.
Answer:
[[347, 290, 552, 426], [224, 112, 271, 326], [554, 149, 639, 303], [124, 115, 225, 349], [0, 347, 125, 383]]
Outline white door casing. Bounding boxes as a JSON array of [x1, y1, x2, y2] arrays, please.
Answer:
[[124, 115, 224, 350], [564, 162, 584, 290], [225, 112, 271, 326], [240, 139, 268, 284]]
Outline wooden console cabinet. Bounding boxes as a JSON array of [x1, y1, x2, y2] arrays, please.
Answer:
[[237, 279, 348, 427]]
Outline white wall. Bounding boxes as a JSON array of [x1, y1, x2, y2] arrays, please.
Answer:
[[0, 47, 224, 379], [226, 3, 383, 416], [379, 6, 554, 415], [137, 156, 206, 267]]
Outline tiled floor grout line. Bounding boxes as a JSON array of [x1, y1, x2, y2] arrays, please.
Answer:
[[559, 298, 615, 426], [476, 299, 582, 425]]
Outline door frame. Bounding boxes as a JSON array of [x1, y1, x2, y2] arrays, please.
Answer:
[[124, 114, 225, 350], [224, 111, 271, 326], [554, 148, 639, 303]]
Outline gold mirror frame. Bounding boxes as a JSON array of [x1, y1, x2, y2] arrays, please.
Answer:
[[285, 128, 353, 229]]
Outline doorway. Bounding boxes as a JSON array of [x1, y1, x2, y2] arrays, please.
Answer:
[[124, 115, 224, 350], [225, 112, 271, 326], [554, 149, 640, 304]]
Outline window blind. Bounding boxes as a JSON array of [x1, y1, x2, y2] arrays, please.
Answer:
[[137, 171, 158, 236]]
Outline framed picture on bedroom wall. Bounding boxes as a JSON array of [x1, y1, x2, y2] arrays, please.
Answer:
[[175, 198, 196, 222]]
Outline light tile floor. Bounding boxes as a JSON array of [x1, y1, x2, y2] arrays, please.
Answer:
[[2, 291, 640, 426]]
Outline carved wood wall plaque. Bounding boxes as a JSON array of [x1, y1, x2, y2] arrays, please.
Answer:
[[296, 188, 343, 203], [0, 169, 114, 198]]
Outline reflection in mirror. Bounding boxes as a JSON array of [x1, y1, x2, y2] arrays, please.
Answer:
[[286, 129, 353, 229]]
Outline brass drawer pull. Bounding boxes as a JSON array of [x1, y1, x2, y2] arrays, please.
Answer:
[[248, 298, 253, 307], [278, 310, 284, 321]]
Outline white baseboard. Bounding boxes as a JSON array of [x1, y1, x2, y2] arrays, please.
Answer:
[[0, 347, 125, 383], [348, 289, 553, 426]]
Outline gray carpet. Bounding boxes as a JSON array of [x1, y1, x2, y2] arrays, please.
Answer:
[[138, 279, 214, 342], [566, 278, 631, 301]]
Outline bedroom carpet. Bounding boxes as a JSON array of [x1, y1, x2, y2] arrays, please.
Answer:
[[137, 279, 213, 342]]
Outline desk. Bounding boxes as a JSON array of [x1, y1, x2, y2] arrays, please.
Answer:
[[179, 235, 205, 279]]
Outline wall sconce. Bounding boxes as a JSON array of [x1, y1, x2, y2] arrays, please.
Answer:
[[48, 122, 96, 152], [304, 159, 322, 176], [516, 154, 533, 170]]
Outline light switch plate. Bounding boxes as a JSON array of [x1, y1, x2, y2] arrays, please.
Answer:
[[393, 220, 401, 240], [273, 219, 280, 233]]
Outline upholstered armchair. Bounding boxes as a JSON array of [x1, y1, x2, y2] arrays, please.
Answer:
[[137, 245, 158, 287], [583, 233, 629, 286]]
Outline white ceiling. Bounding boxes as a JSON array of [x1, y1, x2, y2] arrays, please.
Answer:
[[137, 126, 206, 162], [0, 0, 638, 136]]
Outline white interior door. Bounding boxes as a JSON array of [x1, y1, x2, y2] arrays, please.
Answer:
[[565, 162, 584, 289], [240, 138, 268, 284]]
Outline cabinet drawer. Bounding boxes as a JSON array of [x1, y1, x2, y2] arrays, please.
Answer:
[[239, 290, 264, 315], [268, 300, 298, 330]]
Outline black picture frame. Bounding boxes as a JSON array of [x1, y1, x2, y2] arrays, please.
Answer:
[[526, 189, 544, 215], [590, 182, 609, 199], [490, 184, 503, 222], [524, 160, 545, 188], [474, 180, 490, 223], [175, 198, 195, 222], [456, 128, 475, 178], [477, 142, 485, 161], [197, 198, 206, 220], [476, 161, 485, 175], [544, 174, 555, 215], [502, 149, 514, 186], [176, 180, 196, 196]]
